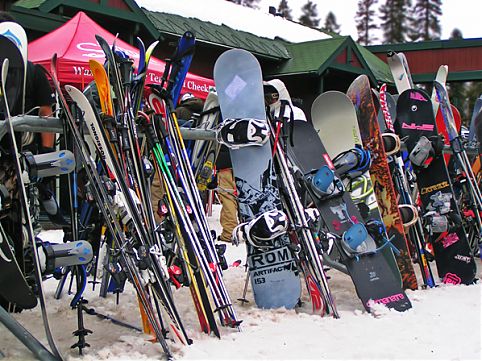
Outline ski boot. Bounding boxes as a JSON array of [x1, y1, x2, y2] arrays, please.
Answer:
[[218, 118, 270, 149], [232, 209, 288, 248]]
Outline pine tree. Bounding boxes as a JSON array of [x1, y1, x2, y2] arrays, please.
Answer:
[[410, 0, 442, 41], [299, 1, 320, 27], [225, 0, 260, 8], [277, 0, 293, 20], [447, 29, 468, 121], [323, 11, 341, 34], [356, 0, 378, 45], [379, 0, 412, 43], [450, 28, 463, 40]]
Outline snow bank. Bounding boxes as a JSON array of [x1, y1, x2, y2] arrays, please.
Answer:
[[0, 205, 480, 360]]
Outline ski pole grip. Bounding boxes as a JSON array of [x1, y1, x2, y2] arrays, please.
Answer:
[[144, 120, 159, 149]]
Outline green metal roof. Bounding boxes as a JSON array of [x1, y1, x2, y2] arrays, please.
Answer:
[[266, 37, 347, 76], [142, 9, 291, 60], [355, 43, 393, 83], [13, 0, 160, 38], [367, 37, 482, 53], [264, 36, 393, 84], [13, 0, 46, 8]]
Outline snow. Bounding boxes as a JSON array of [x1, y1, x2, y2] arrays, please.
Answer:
[[1, 205, 481, 360], [135, 0, 331, 43]]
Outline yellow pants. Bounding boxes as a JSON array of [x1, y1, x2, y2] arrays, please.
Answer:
[[217, 168, 238, 242]]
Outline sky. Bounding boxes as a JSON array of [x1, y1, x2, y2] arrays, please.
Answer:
[[259, 0, 482, 42]]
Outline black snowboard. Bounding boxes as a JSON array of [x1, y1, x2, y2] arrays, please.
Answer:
[[396, 88, 476, 285], [0, 35, 37, 310], [288, 121, 411, 312]]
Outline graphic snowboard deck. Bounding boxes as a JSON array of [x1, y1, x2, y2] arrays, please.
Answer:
[[213, 49, 301, 309], [312, 90, 411, 289], [396, 88, 477, 285], [346, 75, 418, 290], [288, 121, 411, 312]]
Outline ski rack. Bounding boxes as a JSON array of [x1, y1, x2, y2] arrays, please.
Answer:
[[0, 115, 217, 141], [2, 115, 479, 154], [0, 305, 58, 361]]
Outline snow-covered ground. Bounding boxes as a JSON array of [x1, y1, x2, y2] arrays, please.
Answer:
[[1, 204, 481, 360]]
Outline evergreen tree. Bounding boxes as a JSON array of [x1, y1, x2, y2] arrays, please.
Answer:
[[323, 11, 341, 34], [299, 1, 320, 27], [447, 29, 468, 121], [450, 28, 463, 40], [277, 0, 293, 20], [225, 0, 260, 8], [356, 0, 378, 45], [379, 0, 412, 43], [410, 0, 442, 41]]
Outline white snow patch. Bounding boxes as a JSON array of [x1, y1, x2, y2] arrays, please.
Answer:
[[135, 0, 331, 43], [0, 204, 481, 360]]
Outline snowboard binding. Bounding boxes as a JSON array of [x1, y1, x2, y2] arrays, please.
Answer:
[[381, 132, 401, 156], [341, 223, 371, 256], [423, 211, 449, 233], [232, 209, 288, 248], [409, 135, 444, 169], [398, 204, 419, 228], [310, 165, 344, 200], [218, 118, 270, 149], [332, 144, 371, 179]]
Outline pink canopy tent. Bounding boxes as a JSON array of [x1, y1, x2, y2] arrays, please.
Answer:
[[28, 11, 214, 100]]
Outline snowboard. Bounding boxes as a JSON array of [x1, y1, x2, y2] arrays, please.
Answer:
[[396, 88, 477, 285], [311, 91, 394, 267], [0, 224, 37, 309], [0, 34, 37, 311], [346, 75, 418, 290], [213, 49, 301, 309], [288, 121, 411, 311], [387, 51, 413, 95], [468, 95, 482, 143], [0, 22, 27, 114]]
